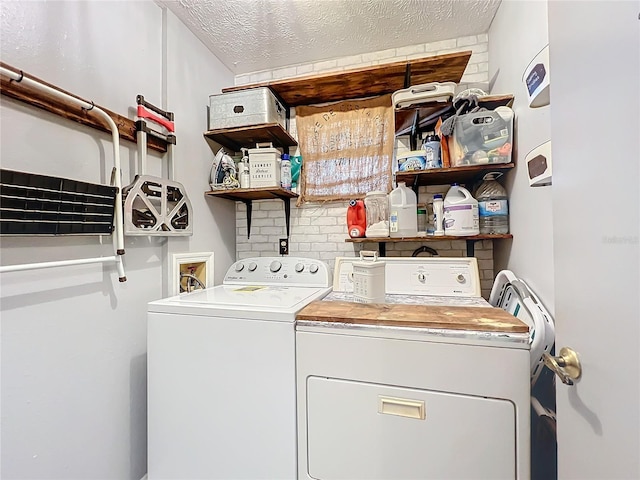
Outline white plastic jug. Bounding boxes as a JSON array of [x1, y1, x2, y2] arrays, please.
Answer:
[[443, 184, 479, 236], [389, 182, 418, 237]]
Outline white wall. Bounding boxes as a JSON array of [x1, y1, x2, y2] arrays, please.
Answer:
[[0, 1, 234, 478], [233, 34, 498, 297], [165, 8, 238, 288], [488, 0, 555, 314]]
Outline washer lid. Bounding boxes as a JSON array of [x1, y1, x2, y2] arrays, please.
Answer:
[[148, 285, 332, 321]]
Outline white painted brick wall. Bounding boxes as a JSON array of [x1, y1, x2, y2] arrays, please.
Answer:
[[232, 33, 496, 298], [396, 44, 426, 57], [337, 54, 363, 68], [313, 59, 338, 72], [235, 34, 490, 87], [363, 48, 400, 63]]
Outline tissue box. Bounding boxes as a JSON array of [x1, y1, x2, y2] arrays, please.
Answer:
[[450, 106, 514, 167]]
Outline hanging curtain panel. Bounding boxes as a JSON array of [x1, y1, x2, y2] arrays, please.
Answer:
[[296, 94, 394, 204]]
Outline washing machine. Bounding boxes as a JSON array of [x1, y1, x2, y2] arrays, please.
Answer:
[[147, 256, 332, 480], [296, 257, 551, 480]]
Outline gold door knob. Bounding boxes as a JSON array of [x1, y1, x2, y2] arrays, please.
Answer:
[[543, 347, 582, 385]]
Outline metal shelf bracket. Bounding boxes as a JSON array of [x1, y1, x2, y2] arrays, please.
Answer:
[[243, 193, 292, 239]]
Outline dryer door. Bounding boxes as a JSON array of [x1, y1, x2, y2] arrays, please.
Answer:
[[306, 377, 516, 480]]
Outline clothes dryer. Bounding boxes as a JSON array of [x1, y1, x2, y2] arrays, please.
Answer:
[[296, 257, 549, 480]]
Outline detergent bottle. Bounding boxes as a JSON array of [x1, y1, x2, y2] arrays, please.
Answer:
[[347, 199, 366, 238], [443, 184, 479, 236], [389, 182, 418, 237]]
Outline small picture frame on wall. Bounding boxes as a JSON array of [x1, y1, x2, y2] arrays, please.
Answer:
[[170, 252, 214, 295]]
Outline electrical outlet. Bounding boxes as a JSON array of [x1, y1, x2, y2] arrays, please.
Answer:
[[279, 238, 289, 255]]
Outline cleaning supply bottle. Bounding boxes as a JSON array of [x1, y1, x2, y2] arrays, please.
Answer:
[[389, 182, 418, 238], [422, 134, 442, 169], [238, 149, 250, 189], [347, 199, 366, 238], [475, 172, 509, 234], [280, 153, 292, 190], [443, 184, 479, 236], [433, 194, 445, 236]]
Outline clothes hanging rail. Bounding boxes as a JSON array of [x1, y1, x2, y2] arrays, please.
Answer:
[[0, 66, 126, 282], [0, 62, 168, 153]]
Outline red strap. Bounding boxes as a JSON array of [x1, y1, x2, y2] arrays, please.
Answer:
[[137, 105, 175, 132]]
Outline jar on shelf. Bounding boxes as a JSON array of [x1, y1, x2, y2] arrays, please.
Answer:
[[364, 191, 389, 237], [417, 205, 427, 233]]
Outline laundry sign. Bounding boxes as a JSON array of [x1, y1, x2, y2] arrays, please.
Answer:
[[296, 94, 394, 204]]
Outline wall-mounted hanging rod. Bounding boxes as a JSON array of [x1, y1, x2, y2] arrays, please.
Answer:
[[0, 255, 125, 279], [0, 62, 168, 153], [0, 66, 127, 282]]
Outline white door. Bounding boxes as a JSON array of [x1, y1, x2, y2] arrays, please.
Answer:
[[548, 1, 640, 479]]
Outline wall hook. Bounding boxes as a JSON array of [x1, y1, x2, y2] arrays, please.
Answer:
[[9, 70, 24, 83]]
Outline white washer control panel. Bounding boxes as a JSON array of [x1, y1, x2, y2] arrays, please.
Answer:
[[225, 257, 332, 287], [333, 256, 481, 297]]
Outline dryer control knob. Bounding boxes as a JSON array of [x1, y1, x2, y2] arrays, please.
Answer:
[[248, 262, 258, 272], [295, 263, 304, 273], [235, 263, 244, 272], [457, 274, 467, 283], [270, 261, 282, 273], [309, 264, 319, 274], [418, 273, 426, 282]]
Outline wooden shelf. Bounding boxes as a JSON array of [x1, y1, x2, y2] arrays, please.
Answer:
[[221, 51, 471, 106], [346, 234, 513, 243], [396, 163, 515, 188], [395, 94, 515, 135], [205, 187, 298, 238], [346, 233, 513, 257], [205, 186, 298, 202], [204, 123, 297, 152]]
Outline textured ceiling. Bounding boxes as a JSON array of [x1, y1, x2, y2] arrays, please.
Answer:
[[161, 0, 500, 75]]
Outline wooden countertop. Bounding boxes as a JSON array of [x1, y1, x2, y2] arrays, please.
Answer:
[[296, 300, 529, 334]]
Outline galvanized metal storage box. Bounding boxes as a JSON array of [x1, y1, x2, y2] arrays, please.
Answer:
[[208, 87, 288, 130]]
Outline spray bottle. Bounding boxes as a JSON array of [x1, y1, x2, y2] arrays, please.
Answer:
[[238, 148, 250, 189]]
